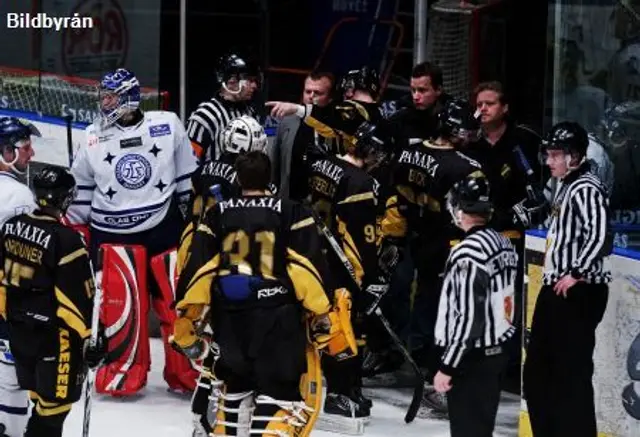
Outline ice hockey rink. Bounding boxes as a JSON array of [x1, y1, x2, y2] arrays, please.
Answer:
[[62, 339, 520, 436]]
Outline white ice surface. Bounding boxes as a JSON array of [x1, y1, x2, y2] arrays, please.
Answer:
[[63, 339, 519, 436]]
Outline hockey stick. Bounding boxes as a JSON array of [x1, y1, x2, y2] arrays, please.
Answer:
[[82, 254, 103, 437], [513, 144, 545, 206], [308, 210, 424, 424]]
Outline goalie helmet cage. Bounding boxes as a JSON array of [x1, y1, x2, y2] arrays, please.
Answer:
[[425, 0, 508, 100], [0, 65, 170, 121]]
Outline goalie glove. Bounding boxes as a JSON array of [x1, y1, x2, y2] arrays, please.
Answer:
[[170, 317, 211, 361], [310, 288, 358, 361]]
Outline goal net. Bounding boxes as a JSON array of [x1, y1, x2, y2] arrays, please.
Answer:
[[425, 0, 507, 100], [0, 66, 169, 123]]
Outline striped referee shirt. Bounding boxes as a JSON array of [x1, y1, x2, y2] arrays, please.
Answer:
[[186, 95, 256, 161], [435, 225, 518, 375], [543, 165, 612, 285]]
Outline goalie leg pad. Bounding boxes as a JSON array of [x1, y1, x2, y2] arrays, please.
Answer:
[[211, 390, 254, 437], [0, 361, 29, 437], [95, 244, 150, 396], [250, 395, 316, 437], [150, 248, 199, 392]]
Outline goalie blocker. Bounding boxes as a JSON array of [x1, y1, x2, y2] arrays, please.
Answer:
[[79, 240, 198, 396]]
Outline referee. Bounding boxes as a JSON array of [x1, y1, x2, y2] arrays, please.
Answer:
[[187, 53, 259, 162], [523, 122, 611, 437], [433, 173, 518, 437]]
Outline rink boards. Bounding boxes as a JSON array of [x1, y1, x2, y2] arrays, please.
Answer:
[[521, 230, 640, 437]]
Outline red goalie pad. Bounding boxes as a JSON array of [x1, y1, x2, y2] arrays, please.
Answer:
[[150, 248, 199, 392], [95, 244, 150, 396]]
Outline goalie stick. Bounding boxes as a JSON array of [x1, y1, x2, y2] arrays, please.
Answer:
[[307, 204, 424, 424]]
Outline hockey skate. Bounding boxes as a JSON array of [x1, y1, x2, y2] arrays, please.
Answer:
[[315, 393, 368, 435]]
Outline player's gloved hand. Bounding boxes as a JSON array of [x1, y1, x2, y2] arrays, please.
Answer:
[[310, 288, 358, 361], [378, 238, 403, 279], [171, 317, 211, 361], [84, 327, 107, 369], [512, 198, 546, 228], [363, 281, 390, 316]]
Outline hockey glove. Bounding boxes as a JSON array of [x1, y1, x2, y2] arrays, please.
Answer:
[[512, 198, 546, 228], [310, 288, 358, 361], [170, 317, 211, 361], [84, 327, 108, 369], [363, 282, 390, 316], [378, 238, 403, 279]]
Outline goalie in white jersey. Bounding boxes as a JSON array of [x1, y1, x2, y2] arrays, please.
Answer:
[[0, 116, 38, 437], [66, 68, 199, 395]]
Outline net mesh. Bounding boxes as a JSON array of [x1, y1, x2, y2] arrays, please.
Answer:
[[425, 1, 475, 99], [0, 66, 168, 123]]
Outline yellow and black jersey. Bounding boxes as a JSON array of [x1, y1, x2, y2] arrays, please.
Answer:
[[1, 211, 94, 339], [189, 154, 240, 224], [308, 155, 379, 289], [303, 99, 382, 156], [382, 141, 485, 242], [176, 194, 332, 316]]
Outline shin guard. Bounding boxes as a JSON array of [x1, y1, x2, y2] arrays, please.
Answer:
[[150, 248, 199, 392], [95, 244, 150, 396]]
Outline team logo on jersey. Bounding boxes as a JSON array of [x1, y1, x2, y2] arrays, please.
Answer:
[[149, 124, 171, 137], [115, 154, 152, 190]]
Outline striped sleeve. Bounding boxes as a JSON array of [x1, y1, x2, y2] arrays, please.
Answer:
[[439, 252, 489, 374], [570, 184, 608, 276], [187, 100, 226, 159]]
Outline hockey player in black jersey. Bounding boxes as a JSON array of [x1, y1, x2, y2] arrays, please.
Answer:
[[339, 66, 381, 103], [304, 103, 391, 424], [380, 99, 484, 410], [179, 115, 268, 272], [172, 151, 357, 437], [1, 166, 104, 437]]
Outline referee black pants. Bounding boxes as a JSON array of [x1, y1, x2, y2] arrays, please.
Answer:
[[447, 348, 508, 437], [523, 282, 608, 437]]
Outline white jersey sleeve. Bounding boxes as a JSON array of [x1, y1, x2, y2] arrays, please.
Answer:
[[66, 111, 198, 234], [0, 172, 37, 227]]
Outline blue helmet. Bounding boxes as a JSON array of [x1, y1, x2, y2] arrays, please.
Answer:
[[99, 68, 141, 125], [0, 116, 40, 174]]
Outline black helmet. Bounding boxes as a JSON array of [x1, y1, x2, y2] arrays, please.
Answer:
[[216, 53, 261, 91], [354, 120, 392, 171], [33, 166, 77, 213], [340, 66, 380, 99], [446, 172, 493, 217], [542, 121, 588, 159], [437, 99, 480, 141]]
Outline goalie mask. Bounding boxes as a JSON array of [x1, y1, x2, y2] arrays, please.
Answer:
[[216, 54, 262, 98], [446, 172, 493, 228], [0, 116, 39, 175], [99, 68, 141, 126], [33, 165, 77, 214], [221, 115, 267, 155]]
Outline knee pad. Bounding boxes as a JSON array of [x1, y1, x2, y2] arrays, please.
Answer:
[[0, 365, 29, 437], [150, 248, 199, 392], [95, 244, 150, 396], [212, 390, 254, 437]]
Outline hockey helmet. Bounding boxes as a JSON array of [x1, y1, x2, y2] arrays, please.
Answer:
[[221, 115, 267, 155], [446, 172, 493, 225], [353, 120, 392, 172], [340, 66, 381, 100], [436, 99, 481, 143], [216, 53, 262, 95], [99, 68, 141, 126], [33, 165, 77, 213], [541, 121, 589, 161], [0, 116, 39, 174]]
